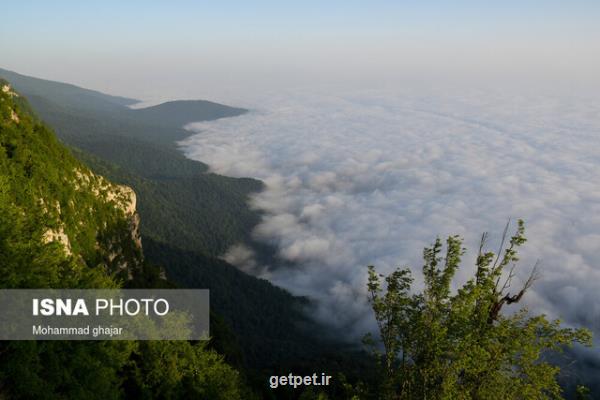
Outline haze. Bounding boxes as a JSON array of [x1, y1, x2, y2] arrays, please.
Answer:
[[1, 1, 600, 102]]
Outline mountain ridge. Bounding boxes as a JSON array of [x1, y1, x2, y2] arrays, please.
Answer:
[[0, 68, 138, 110], [0, 79, 253, 399], [0, 68, 332, 362], [0, 67, 247, 143], [128, 99, 247, 129]]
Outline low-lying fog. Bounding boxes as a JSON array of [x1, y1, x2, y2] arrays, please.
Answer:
[[181, 87, 600, 349]]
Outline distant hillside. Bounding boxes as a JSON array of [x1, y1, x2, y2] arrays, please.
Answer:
[[0, 68, 137, 112], [0, 67, 247, 145], [128, 100, 247, 128]]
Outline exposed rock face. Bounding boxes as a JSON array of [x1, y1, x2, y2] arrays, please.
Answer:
[[10, 109, 19, 123], [37, 168, 145, 278], [1, 79, 145, 281], [113, 185, 137, 216], [73, 167, 142, 249], [1, 85, 20, 123], [42, 226, 72, 256], [41, 186, 142, 267], [1, 84, 18, 97], [113, 185, 143, 251], [101, 183, 143, 277]]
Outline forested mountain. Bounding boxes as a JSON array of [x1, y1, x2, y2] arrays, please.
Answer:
[[0, 68, 245, 145], [0, 68, 370, 398], [0, 80, 250, 399], [0, 79, 141, 288], [128, 99, 247, 130], [0, 67, 260, 255]]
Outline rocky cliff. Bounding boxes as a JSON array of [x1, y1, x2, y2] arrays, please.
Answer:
[[0, 80, 144, 286]]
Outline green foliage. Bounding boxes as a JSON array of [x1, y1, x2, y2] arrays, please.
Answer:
[[73, 146, 263, 257], [10, 73, 262, 256], [0, 80, 128, 287], [365, 221, 592, 399], [123, 341, 246, 400], [0, 341, 134, 400], [576, 385, 591, 400], [0, 82, 252, 399], [1, 341, 248, 400], [142, 238, 325, 369]]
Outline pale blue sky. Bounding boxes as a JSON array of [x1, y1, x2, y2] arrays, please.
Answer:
[[1, 1, 599, 99]]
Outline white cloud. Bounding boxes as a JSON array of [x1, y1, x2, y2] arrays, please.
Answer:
[[180, 87, 600, 347], [222, 243, 259, 275]]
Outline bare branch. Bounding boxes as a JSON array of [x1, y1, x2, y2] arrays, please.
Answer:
[[491, 218, 511, 273], [488, 261, 541, 323], [478, 232, 488, 258], [499, 263, 517, 295]]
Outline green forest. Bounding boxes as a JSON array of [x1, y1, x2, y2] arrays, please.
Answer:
[[0, 79, 250, 399], [0, 70, 595, 399]]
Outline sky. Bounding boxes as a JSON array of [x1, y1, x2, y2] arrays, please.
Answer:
[[1, 1, 600, 101]]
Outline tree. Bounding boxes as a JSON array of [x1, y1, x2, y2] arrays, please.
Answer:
[[122, 341, 247, 400], [365, 220, 592, 399], [0, 82, 253, 400]]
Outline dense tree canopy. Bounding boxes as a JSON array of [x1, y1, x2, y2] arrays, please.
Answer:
[[0, 81, 249, 399], [365, 220, 592, 399]]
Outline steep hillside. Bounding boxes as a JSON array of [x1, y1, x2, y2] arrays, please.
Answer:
[[1, 68, 261, 255], [70, 136, 263, 256], [0, 80, 142, 286], [0, 81, 250, 399]]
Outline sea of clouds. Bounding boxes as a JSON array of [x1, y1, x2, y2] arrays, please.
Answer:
[[180, 86, 600, 345]]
